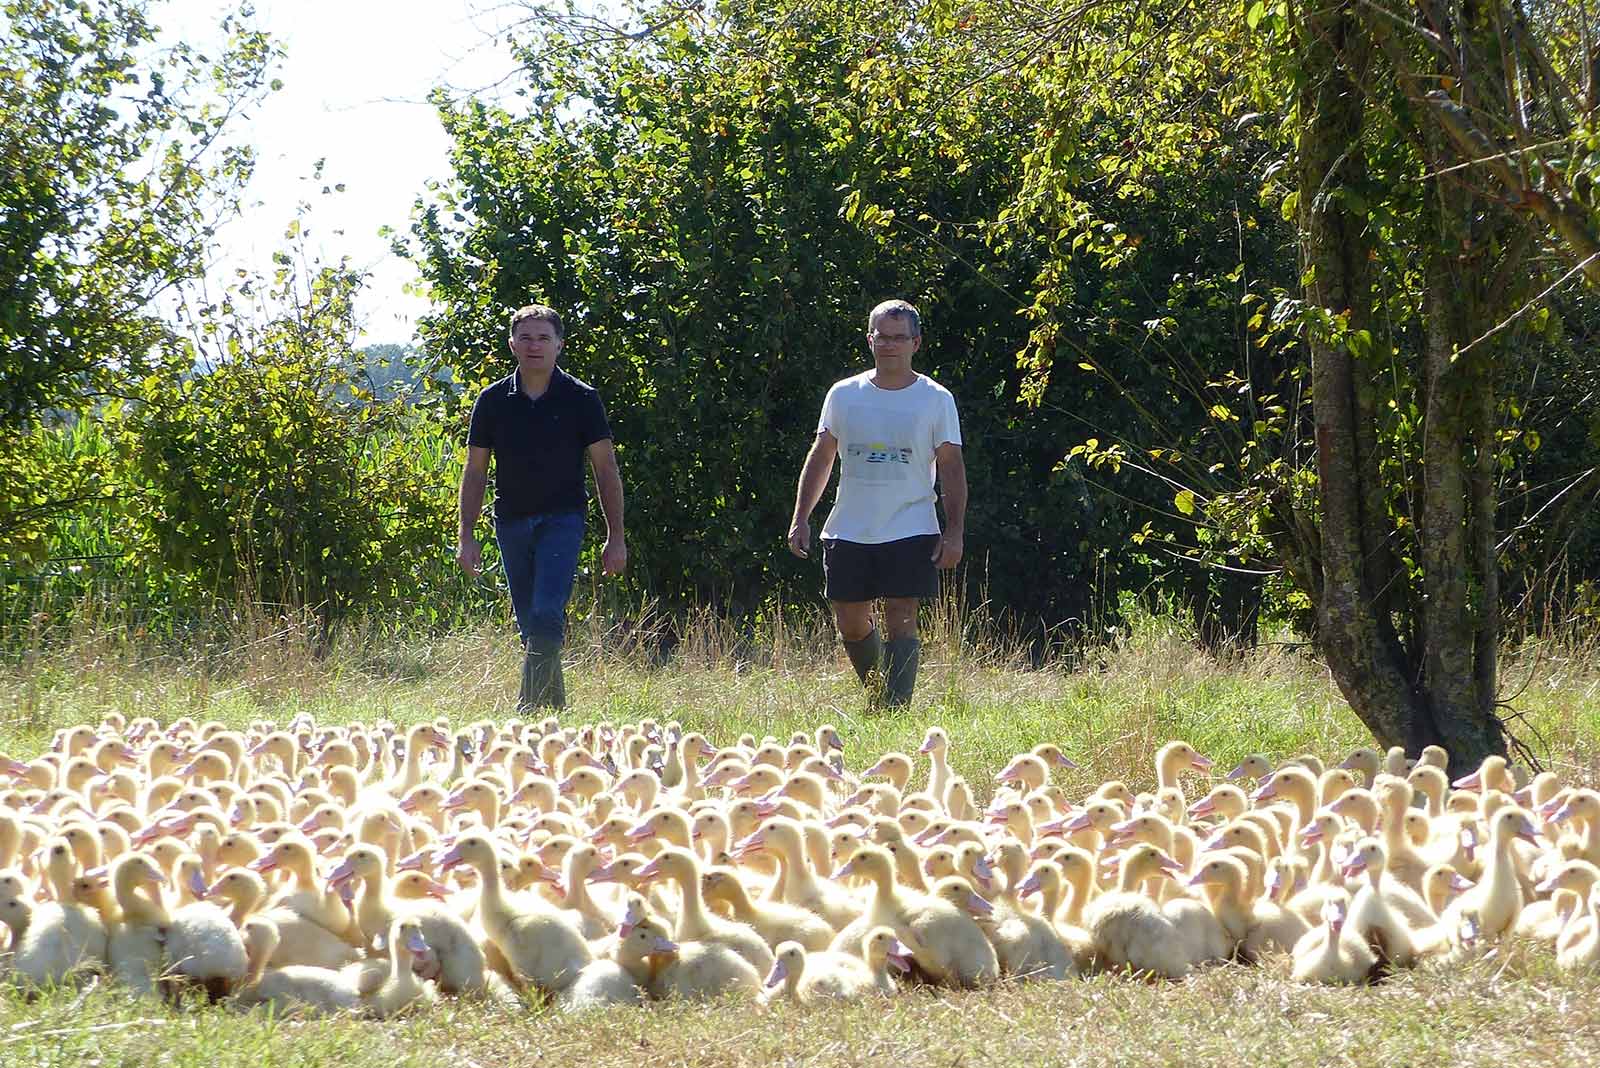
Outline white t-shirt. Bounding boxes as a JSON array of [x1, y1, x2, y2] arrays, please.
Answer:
[[816, 371, 962, 544]]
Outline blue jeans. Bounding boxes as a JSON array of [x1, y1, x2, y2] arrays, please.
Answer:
[[495, 510, 585, 646]]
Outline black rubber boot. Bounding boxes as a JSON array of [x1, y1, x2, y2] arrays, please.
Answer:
[[518, 636, 566, 710], [842, 629, 884, 686], [883, 637, 920, 707]]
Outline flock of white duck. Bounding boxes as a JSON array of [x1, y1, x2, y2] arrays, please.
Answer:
[[1, 713, 1598, 1018]]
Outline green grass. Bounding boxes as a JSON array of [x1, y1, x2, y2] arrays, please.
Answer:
[[3, 615, 1600, 1065]]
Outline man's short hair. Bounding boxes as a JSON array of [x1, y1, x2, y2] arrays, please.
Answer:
[[867, 299, 921, 336], [509, 304, 564, 339]]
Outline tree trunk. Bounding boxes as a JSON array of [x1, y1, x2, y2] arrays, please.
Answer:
[[1291, 0, 1516, 775], [1296, 0, 1435, 753], [1412, 0, 1511, 773]]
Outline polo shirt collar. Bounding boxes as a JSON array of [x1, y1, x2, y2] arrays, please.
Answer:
[[509, 365, 567, 398]]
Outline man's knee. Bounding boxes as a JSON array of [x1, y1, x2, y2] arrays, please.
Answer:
[[882, 598, 919, 640], [831, 601, 875, 642]]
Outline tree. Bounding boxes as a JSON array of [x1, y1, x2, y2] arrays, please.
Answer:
[[0, 0, 278, 562], [987, 0, 1595, 769]]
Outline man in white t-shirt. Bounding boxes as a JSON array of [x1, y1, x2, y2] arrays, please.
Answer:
[[787, 299, 967, 706]]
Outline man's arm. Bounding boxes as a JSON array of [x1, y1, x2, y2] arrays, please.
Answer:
[[787, 429, 839, 559], [457, 445, 492, 575], [932, 442, 966, 568], [588, 439, 627, 575]]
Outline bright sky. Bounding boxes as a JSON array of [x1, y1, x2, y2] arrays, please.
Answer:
[[163, 0, 526, 344]]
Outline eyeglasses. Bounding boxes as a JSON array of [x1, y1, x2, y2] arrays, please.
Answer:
[[869, 332, 918, 343]]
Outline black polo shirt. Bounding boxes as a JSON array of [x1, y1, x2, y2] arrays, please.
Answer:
[[467, 367, 612, 520]]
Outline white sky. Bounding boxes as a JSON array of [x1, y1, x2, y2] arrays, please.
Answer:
[[162, 0, 527, 344]]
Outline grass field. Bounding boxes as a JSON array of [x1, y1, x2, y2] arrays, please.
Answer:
[[3, 612, 1600, 1066]]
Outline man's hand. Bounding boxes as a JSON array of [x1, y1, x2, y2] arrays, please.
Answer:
[[787, 520, 812, 559], [456, 535, 482, 577], [931, 529, 964, 569], [601, 537, 627, 576]]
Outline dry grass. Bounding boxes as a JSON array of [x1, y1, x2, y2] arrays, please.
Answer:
[[2, 940, 1598, 1067]]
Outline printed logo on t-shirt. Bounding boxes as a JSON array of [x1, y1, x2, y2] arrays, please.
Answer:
[[848, 441, 912, 468], [841, 406, 916, 485]]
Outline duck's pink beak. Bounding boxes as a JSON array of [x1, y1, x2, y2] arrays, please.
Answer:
[[1015, 872, 1042, 898], [830, 858, 858, 881], [763, 958, 789, 989], [1250, 780, 1278, 803], [1538, 795, 1568, 820], [1062, 811, 1094, 834], [1453, 771, 1482, 791], [886, 940, 913, 972], [1188, 795, 1218, 818], [1224, 761, 1252, 782], [648, 936, 678, 955], [436, 844, 466, 872], [327, 857, 358, 886]]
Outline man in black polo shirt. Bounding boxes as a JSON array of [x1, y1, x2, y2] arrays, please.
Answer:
[[457, 304, 626, 709]]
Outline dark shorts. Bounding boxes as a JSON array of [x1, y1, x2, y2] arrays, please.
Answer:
[[822, 534, 940, 603]]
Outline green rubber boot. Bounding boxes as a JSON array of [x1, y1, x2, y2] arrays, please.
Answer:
[[518, 636, 566, 710], [883, 637, 920, 708], [842, 629, 884, 686]]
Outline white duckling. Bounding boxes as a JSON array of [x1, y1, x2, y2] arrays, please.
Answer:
[[633, 847, 773, 973], [1557, 884, 1600, 971], [232, 916, 362, 1016], [361, 918, 436, 1018], [1291, 894, 1376, 984], [986, 841, 1075, 980], [700, 866, 834, 952], [1154, 740, 1214, 798], [829, 844, 997, 989], [1524, 860, 1600, 942], [761, 930, 903, 1003], [1341, 838, 1441, 967], [1440, 805, 1539, 949], [249, 834, 354, 941], [1082, 843, 1191, 979], [917, 728, 953, 805], [10, 841, 109, 988], [1183, 853, 1253, 957], [644, 927, 761, 1002], [734, 818, 857, 930], [437, 832, 592, 994], [163, 857, 249, 1001]]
